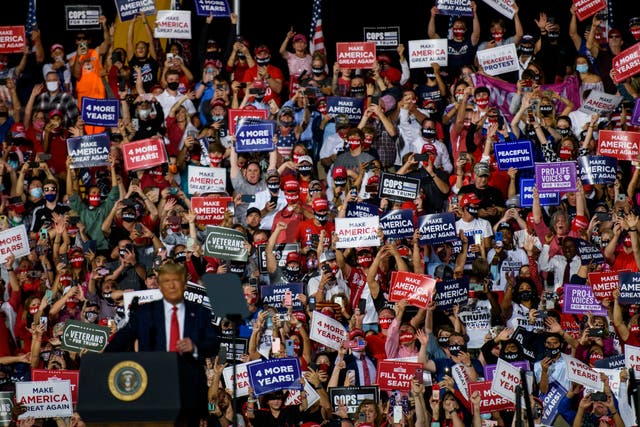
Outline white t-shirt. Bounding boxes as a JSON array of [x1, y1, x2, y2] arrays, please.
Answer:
[[486, 247, 529, 291], [155, 90, 196, 119], [455, 217, 493, 268]]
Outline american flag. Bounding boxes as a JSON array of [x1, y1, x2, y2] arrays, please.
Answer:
[[25, 0, 37, 37], [309, 0, 325, 54]]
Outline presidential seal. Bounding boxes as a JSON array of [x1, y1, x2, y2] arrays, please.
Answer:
[[108, 361, 148, 401]]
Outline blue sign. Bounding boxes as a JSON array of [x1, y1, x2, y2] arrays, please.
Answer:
[[235, 122, 275, 153], [115, 0, 156, 22], [247, 357, 302, 396], [260, 283, 304, 313], [576, 238, 605, 266], [519, 178, 560, 208], [380, 209, 415, 240], [326, 96, 365, 123], [541, 382, 567, 426], [593, 354, 625, 369], [436, 0, 473, 16], [494, 140, 534, 170], [66, 133, 110, 169], [577, 155, 617, 185], [194, 0, 231, 17], [618, 272, 640, 305], [346, 202, 379, 218], [418, 213, 457, 245], [81, 97, 119, 127], [434, 278, 469, 310]]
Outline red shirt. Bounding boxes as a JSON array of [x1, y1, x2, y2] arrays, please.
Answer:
[[241, 65, 285, 106], [295, 219, 335, 250], [165, 116, 186, 157], [271, 207, 303, 244]]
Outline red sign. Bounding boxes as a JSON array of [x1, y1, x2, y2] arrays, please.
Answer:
[[588, 270, 626, 302], [468, 381, 513, 414], [559, 313, 582, 340], [191, 196, 232, 225], [336, 42, 377, 69], [376, 360, 422, 392], [597, 130, 640, 161], [0, 26, 26, 54], [573, 0, 606, 21], [227, 108, 268, 136], [31, 369, 79, 403], [122, 137, 168, 171], [612, 42, 640, 84], [388, 271, 435, 309]]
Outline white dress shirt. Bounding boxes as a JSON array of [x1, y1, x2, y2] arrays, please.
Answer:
[[163, 299, 185, 351]]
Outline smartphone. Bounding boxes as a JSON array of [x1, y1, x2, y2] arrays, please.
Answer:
[[432, 384, 440, 400], [39, 153, 52, 161], [227, 201, 235, 215], [285, 339, 295, 357], [596, 212, 612, 222], [45, 289, 53, 303], [364, 184, 378, 193], [414, 153, 430, 162], [495, 231, 503, 242], [309, 296, 316, 312], [217, 345, 227, 364], [283, 290, 292, 308], [166, 53, 175, 60], [40, 317, 48, 327], [358, 299, 366, 314], [241, 194, 256, 203], [238, 82, 247, 88], [134, 223, 143, 234], [393, 405, 402, 423], [265, 313, 273, 329], [358, 412, 367, 423], [459, 151, 468, 161], [97, 267, 110, 276], [269, 195, 279, 205], [271, 337, 281, 354], [79, 41, 88, 55], [371, 94, 380, 105], [334, 296, 344, 306], [40, 228, 49, 240], [208, 402, 216, 412], [473, 233, 482, 246], [444, 367, 451, 377], [82, 240, 97, 254], [29, 161, 40, 168], [58, 253, 68, 265], [414, 367, 424, 384], [347, 369, 356, 382], [588, 328, 605, 337], [168, 187, 178, 195]]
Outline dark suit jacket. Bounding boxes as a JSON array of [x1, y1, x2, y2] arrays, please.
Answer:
[[106, 299, 218, 359]]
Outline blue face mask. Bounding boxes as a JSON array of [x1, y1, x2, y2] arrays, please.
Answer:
[[44, 193, 57, 202], [576, 64, 589, 74], [30, 187, 43, 198]]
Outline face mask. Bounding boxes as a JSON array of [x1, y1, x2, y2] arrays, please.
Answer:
[[399, 332, 415, 344], [88, 194, 101, 207], [502, 351, 519, 361], [492, 31, 504, 42], [66, 299, 78, 309], [40, 350, 51, 362], [44, 193, 57, 202], [29, 306, 39, 315], [422, 128, 437, 140], [267, 182, 280, 193], [466, 205, 479, 217], [71, 256, 84, 268], [452, 28, 465, 38], [455, 93, 465, 102], [624, 234, 632, 247], [167, 81, 180, 91], [0, 111, 8, 119], [285, 192, 299, 205], [632, 27, 640, 40], [46, 81, 59, 92], [174, 252, 187, 263], [314, 213, 329, 225], [475, 98, 489, 109], [312, 67, 324, 75], [559, 147, 573, 160], [379, 317, 393, 330], [545, 347, 561, 358], [449, 344, 467, 355], [589, 352, 604, 365], [548, 32, 560, 39], [256, 57, 271, 66], [283, 265, 300, 282], [122, 212, 136, 222], [558, 127, 572, 137], [438, 336, 450, 346], [30, 187, 43, 198], [138, 109, 150, 120], [576, 64, 589, 74], [11, 215, 23, 224], [298, 164, 312, 176], [350, 86, 365, 97], [357, 255, 373, 268], [519, 290, 533, 301], [518, 45, 534, 55], [348, 138, 361, 150], [85, 311, 98, 323], [539, 105, 554, 116]]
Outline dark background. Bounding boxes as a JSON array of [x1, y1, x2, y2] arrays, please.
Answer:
[[1, 0, 638, 70]]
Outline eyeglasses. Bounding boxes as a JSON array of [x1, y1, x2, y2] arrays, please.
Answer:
[[43, 186, 57, 192]]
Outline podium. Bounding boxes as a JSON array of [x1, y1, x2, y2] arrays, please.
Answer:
[[78, 352, 200, 426]]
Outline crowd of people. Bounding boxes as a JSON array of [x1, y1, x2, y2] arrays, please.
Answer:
[[0, 1, 639, 426]]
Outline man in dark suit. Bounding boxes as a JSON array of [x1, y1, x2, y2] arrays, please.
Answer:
[[106, 261, 218, 425]]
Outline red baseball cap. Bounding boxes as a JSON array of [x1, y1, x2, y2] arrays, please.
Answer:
[[286, 252, 301, 264], [571, 215, 589, 232], [348, 328, 365, 340], [380, 67, 402, 84], [283, 179, 299, 192], [459, 193, 481, 208], [312, 198, 329, 211], [421, 143, 437, 154]]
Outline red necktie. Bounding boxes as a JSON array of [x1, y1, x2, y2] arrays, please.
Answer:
[[360, 354, 371, 386], [169, 306, 179, 352]]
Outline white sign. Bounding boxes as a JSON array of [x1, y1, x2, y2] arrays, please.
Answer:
[[563, 354, 604, 392], [123, 289, 163, 321], [482, 0, 516, 19], [335, 216, 381, 249], [408, 39, 448, 68], [187, 165, 226, 194], [625, 344, 640, 377], [285, 377, 321, 407], [490, 358, 525, 403], [591, 368, 621, 397], [476, 44, 519, 76], [154, 10, 191, 39], [16, 380, 73, 419], [0, 224, 29, 263], [579, 90, 623, 116], [309, 311, 348, 351], [222, 360, 259, 397], [451, 363, 469, 400]]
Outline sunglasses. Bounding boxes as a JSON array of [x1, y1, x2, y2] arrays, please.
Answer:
[[43, 187, 57, 192]]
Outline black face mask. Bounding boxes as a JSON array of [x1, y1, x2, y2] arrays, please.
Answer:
[[283, 266, 300, 282], [40, 350, 51, 362], [466, 206, 479, 217], [315, 213, 329, 225], [350, 86, 365, 97], [167, 81, 180, 91], [298, 164, 312, 176], [519, 290, 533, 302], [0, 111, 8, 118], [502, 351, 520, 361], [548, 32, 560, 39], [526, 127, 537, 139], [449, 344, 467, 356], [84, 311, 98, 323], [557, 127, 572, 137], [115, 305, 125, 317], [545, 347, 561, 358], [539, 105, 554, 117], [103, 292, 114, 304], [174, 252, 187, 263], [437, 336, 449, 346], [256, 57, 270, 66], [122, 212, 136, 222], [422, 129, 437, 139], [518, 46, 534, 56], [312, 67, 324, 75], [267, 182, 280, 193]]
